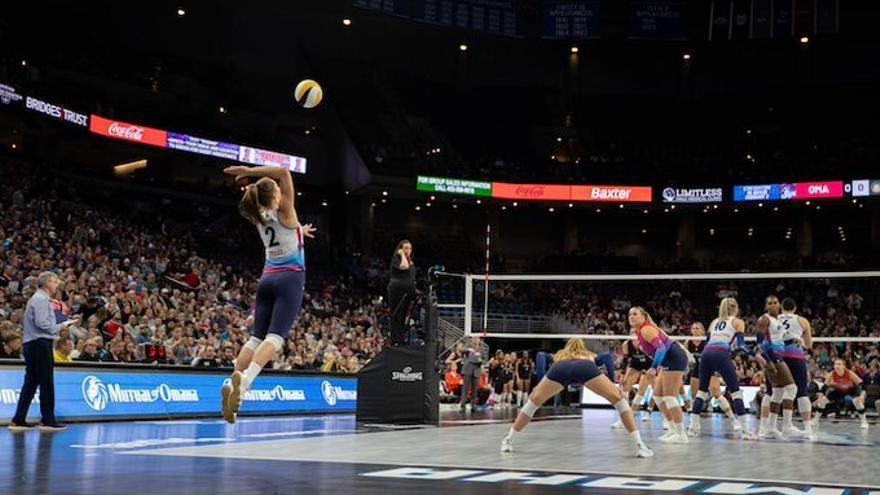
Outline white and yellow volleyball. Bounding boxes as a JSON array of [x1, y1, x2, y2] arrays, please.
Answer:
[[294, 79, 323, 109]]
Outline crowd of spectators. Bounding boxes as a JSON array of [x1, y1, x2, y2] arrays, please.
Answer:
[[0, 159, 395, 373]]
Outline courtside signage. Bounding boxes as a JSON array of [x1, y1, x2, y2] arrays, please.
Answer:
[[361, 467, 867, 494], [0, 367, 356, 420]]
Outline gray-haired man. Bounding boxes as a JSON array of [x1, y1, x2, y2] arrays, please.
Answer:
[[8, 271, 79, 431]]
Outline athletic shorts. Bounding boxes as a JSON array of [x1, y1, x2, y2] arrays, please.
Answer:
[[658, 342, 689, 372], [546, 359, 602, 387]]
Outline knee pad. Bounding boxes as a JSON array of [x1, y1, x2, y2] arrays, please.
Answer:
[[521, 400, 539, 418], [761, 394, 772, 409], [614, 399, 631, 415], [664, 396, 680, 409], [696, 390, 709, 401], [797, 396, 812, 414], [770, 388, 784, 403], [782, 384, 798, 401], [730, 390, 744, 401], [265, 333, 285, 352], [817, 395, 830, 409], [244, 336, 262, 351]]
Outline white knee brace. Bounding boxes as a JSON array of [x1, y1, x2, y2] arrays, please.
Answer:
[[522, 400, 539, 418], [816, 395, 830, 409], [761, 393, 772, 409], [614, 399, 631, 414], [770, 387, 785, 404], [265, 333, 285, 352], [696, 390, 709, 401], [797, 396, 812, 415], [663, 396, 680, 409], [782, 384, 798, 402], [244, 336, 262, 351]]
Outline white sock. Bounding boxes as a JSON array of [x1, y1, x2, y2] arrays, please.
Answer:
[[782, 409, 793, 429], [241, 362, 262, 391], [759, 415, 768, 432], [769, 412, 779, 430], [677, 422, 686, 435], [628, 429, 643, 446], [506, 426, 520, 441]]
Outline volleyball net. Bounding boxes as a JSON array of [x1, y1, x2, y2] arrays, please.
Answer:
[[434, 271, 880, 350]]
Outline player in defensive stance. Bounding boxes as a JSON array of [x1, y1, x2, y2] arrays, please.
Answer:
[[686, 298, 751, 437], [501, 338, 654, 458], [816, 359, 869, 430]]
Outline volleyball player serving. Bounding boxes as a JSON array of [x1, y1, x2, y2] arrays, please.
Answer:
[[220, 165, 312, 424]]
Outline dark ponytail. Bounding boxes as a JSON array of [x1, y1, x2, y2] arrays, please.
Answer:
[[238, 178, 277, 226]]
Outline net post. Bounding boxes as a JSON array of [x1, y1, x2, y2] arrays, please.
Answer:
[[464, 274, 473, 337]]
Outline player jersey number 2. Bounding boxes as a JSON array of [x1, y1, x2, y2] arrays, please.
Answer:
[[264, 226, 280, 247]]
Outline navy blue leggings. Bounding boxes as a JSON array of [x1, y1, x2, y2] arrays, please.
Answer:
[[253, 270, 305, 339], [784, 357, 809, 399], [692, 349, 745, 416]]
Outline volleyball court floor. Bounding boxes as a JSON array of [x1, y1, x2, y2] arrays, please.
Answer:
[[3, 407, 878, 495]]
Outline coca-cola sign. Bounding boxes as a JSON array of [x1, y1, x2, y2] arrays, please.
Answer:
[[89, 115, 167, 148], [492, 182, 572, 201], [515, 185, 546, 198]]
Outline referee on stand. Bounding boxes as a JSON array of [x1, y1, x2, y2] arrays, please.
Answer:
[[387, 240, 415, 346], [8, 271, 78, 432]]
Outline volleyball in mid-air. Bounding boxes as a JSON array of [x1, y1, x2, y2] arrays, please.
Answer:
[[294, 79, 323, 109]]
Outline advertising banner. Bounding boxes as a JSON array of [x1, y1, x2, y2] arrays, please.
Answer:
[[571, 185, 653, 202], [239, 145, 307, 174], [167, 132, 240, 161], [89, 115, 167, 148], [734, 181, 843, 202], [661, 187, 723, 203], [492, 182, 573, 201], [416, 176, 492, 196], [0, 366, 356, 421], [0, 83, 23, 106], [25, 96, 89, 127]]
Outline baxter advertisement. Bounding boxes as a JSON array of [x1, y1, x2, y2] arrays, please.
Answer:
[[0, 365, 356, 422]]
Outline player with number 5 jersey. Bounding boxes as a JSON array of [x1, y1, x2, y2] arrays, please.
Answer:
[[218, 165, 315, 424]]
